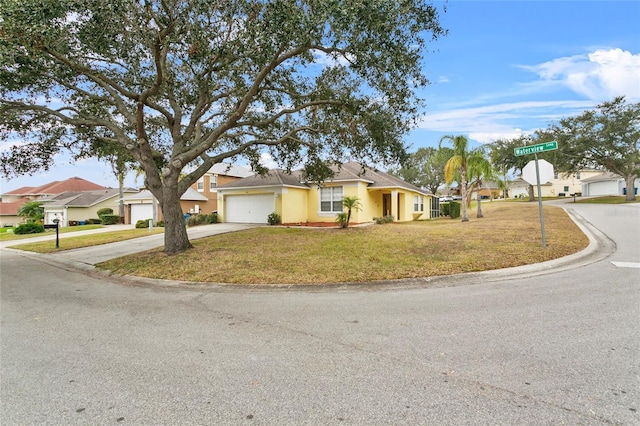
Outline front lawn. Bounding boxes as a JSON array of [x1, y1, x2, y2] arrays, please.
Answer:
[[10, 228, 164, 253], [0, 224, 104, 241], [99, 203, 589, 285]]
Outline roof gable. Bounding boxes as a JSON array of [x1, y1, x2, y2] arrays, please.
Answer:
[[44, 188, 136, 207], [217, 169, 308, 190], [216, 162, 430, 195], [207, 163, 254, 178], [3, 177, 107, 197], [0, 201, 25, 215]]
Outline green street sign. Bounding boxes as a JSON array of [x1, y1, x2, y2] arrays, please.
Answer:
[[514, 141, 558, 157]]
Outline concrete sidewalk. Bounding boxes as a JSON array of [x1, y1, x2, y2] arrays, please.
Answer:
[[2, 223, 258, 265]]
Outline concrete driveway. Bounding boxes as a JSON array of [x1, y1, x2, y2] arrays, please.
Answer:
[[1, 223, 258, 265]]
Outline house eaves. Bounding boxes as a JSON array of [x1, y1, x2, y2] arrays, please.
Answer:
[[44, 189, 133, 207], [217, 169, 309, 190]]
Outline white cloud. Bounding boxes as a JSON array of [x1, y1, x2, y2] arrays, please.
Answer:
[[259, 153, 279, 169], [520, 48, 640, 101], [417, 100, 594, 143], [312, 50, 353, 67]]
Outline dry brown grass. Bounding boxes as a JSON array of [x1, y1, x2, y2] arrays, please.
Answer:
[[99, 202, 588, 285]]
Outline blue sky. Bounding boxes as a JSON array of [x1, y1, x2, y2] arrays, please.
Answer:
[[2, 0, 639, 194]]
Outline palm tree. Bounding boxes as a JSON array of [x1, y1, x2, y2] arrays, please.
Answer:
[[439, 135, 478, 222], [340, 196, 362, 228], [17, 200, 44, 223], [465, 152, 495, 218]]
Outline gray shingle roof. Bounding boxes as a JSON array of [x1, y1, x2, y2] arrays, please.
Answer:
[[44, 188, 134, 207], [217, 162, 431, 195]]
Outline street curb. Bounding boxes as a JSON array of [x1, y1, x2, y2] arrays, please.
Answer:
[[3, 206, 615, 293]]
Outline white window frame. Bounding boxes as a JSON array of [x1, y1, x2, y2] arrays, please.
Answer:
[[210, 175, 217, 190], [413, 195, 424, 212], [197, 177, 204, 191], [319, 186, 343, 213]]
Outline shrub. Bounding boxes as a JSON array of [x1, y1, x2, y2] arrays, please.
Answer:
[[449, 201, 461, 219], [87, 218, 102, 224], [374, 215, 394, 224], [156, 220, 164, 227], [135, 219, 153, 228], [14, 223, 45, 234], [187, 213, 208, 227], [267, 211, 281, 225], [97, 207, 113, 217], [207, 212, 218, 224], [100, 214, 121, 225], [440, 202, 450, 217], [335, 212, 348, 228]]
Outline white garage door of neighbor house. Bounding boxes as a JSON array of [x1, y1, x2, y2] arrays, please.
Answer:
[[130, 204, 154, 224], [588, 181, 617, 196], [226, 194, 274, 223]]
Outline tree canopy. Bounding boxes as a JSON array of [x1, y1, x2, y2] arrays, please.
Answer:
[[392, 146, 452, 195], [548, 96, 639, 201], [0, 0, 447, 254]]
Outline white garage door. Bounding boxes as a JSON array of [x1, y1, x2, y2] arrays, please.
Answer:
[[225, 194, 274, 224], [130, 204, 154, 224], [587, 181, 618, 196]]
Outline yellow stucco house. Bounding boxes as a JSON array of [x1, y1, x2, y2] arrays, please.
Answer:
[[216, 162, 435, 225]]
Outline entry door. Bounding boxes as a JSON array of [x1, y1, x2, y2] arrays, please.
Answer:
[[382, 194, 391, 216]]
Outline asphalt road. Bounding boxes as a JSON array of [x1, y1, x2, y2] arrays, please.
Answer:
[[1, 202, 638, 425]]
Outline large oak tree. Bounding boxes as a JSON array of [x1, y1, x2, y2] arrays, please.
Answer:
[[548, 97, 639, 201], [0, 0, 446, 254]]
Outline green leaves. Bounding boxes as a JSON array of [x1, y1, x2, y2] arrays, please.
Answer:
[[1, 0, 447, 253]]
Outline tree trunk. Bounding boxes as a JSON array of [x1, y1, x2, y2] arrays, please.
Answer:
[[460, 170, 469, 222], [161, 188, 193, 255], [528, 184, 535, 201], [625, 174, 637, 201], [477, 196, 483, 218]]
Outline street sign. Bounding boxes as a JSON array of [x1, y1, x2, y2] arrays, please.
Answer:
[[514, 141, 558, 157], [522, 159, 554, 186]]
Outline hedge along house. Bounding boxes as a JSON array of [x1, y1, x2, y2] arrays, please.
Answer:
[[123, 187, 209, 225], [216, 162, 435, 225], [42, 188, 138, 227]]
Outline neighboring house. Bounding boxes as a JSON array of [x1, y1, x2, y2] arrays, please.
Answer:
[[1, 177, 108, 226], [190, 163, 254, 213], [581, 173, 640, 197], [42, 188, 139, 227], [216, 162, 435, 225], [1, 177, 107, 203], [123, 188, 209, 224], [469, 181, 501, 200], [0, 201, 24, 227], [511, 169, 604, 198]]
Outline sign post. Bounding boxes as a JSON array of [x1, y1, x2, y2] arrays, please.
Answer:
[[515, 141, 558, 247]]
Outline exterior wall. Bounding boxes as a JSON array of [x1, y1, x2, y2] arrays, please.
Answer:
[[0, 214, 21, 227], [219, 182, 433, 224], [44, 198, 122, 226], [547, 170, 601, 196], [306, 182, 363, 224], [280, 187, 308, 224], [191, 173, 244, 214]]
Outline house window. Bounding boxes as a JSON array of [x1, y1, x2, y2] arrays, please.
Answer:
[[210, 175, 217, 190], [564, 186, 569, 192], [414, 196, 424, 212], [197, 178, 204, 191], [554, 172, 559, 179], [576, 172, 581, 179], [320, 186, 343, 212]]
